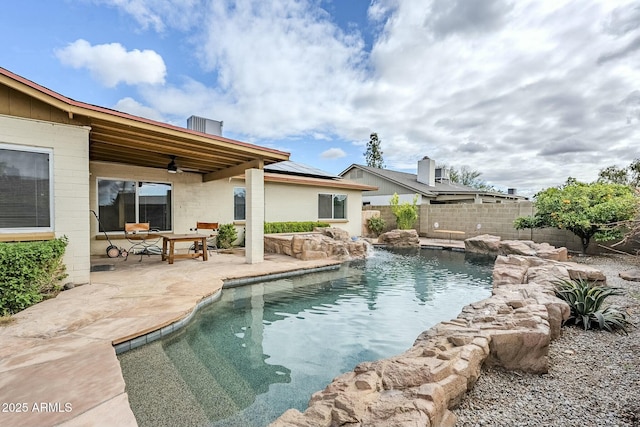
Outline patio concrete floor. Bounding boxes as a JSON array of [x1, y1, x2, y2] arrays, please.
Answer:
[[0, 238, 464, 427]]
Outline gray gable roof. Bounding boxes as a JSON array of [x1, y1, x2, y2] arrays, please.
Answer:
[[341, 164, 517, 198]]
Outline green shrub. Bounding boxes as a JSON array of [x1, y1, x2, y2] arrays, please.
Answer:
[[217, 224, 238, 249], [390, 193, 418, 230], [0, 237, 68, 316], [367, 216, 386, 236], [264, 221, 330, 234], [555, 278, 631, 334]]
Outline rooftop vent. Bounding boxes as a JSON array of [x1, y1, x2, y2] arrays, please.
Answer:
[[508, 188, 517, 195], [187, 115, 223, 136]]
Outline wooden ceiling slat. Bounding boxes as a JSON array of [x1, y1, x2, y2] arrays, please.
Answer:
[[89, 129, 257, 165], [90, 119, 277, 159]]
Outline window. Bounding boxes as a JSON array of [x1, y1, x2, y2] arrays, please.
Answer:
[[0, 144, 53, 231], [97, 179, 172, 232], [234, 187, 246, 221], [318, 194, 347, 220]]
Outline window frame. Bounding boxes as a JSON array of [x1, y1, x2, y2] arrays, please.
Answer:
[[0, 143, 54, 233], [318, 193, 348, 220], [96, 177, 173, 233]]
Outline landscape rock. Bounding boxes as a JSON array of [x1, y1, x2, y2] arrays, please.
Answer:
[[264, 229, 371, 261], [620, 269, 640, 281], [269, 243, 596, 427], [466, 234, 568, 261], [464, 234, 502, 254], [377, 229, 420, 247]]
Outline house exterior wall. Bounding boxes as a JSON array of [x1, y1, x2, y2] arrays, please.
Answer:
[[0, 115, 91, 284], [261, 180, 365, 236], [0, 85, 86, 127], [90, 165, 368, 255], [90, 161, 239, 255], [344, 168, 411, 198]]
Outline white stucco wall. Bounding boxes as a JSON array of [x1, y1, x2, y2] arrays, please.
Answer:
[[261, 181, 365, 236], [0, 115, 91, 284]]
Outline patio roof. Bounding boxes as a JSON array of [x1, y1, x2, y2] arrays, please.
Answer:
[[0, 67, 289, 181]]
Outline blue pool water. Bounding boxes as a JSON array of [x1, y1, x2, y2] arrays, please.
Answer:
[[119, 248, 494, 427]]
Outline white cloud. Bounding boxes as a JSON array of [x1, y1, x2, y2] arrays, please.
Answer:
[[321, 148, 347, 159], [55, 39, 166, 87], [101, 0, 640, 195], [96, 0, 204, 32], [113, 97, 166, 122]]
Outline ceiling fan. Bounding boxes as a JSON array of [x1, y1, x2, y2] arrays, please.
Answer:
[[167, 155, 183, 173]]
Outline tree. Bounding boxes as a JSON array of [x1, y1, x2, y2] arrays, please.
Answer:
[[514, 178, 639, 254], [365, 133, 385, 168], [442, 164, 499, 192], [390, 193, 418, 229], [597, 158, 640, 187]]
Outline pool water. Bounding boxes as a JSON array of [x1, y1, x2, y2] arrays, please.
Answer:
[[119, 248, 494, 427]]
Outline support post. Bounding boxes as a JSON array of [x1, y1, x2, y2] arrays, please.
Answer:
[[245, 168, 264, 264]]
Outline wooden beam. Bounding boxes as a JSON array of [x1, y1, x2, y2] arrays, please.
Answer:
[[203, 159, 264, 182]]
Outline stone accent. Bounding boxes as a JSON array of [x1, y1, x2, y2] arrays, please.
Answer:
[[620, 269, 640, 281], [268, 247, 602, 427], [465, 234, 568, 261], [264, 228, 370, 261], [377, 229, 420, 247]]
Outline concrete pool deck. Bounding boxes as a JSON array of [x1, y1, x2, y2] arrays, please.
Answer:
[[0, 238, 464, 427]]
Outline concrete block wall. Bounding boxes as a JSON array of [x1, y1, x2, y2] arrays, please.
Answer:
[[1, 115, 91, 284], [364, 202, 629, 254]]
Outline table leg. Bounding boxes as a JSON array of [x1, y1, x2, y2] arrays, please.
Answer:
[[162, 238, 168, 261], [202, 237, 208, 261], [168, 241, 175, 264]]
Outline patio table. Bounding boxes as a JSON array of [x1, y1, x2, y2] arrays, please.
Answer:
[[161, 233, 208, 264]]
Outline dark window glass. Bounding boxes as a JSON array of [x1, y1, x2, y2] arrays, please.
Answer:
[[98, 179, 172, 231], [234, 187, 246, 221], [0, 147, 51, 229]]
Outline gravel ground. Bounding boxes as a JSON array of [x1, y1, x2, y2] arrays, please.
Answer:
[[454, 254, 640, 427]]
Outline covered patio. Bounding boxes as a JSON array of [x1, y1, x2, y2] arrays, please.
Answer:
[[0, 66, 291, 281]]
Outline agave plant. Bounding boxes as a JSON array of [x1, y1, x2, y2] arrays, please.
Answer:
[[555, 278, 631, 334]]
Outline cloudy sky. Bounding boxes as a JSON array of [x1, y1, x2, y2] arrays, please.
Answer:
[[2, 0, 639, 196]]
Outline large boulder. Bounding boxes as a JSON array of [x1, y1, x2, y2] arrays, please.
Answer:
[[466, 235, 568, 261], [465, 234, 502, 254], [315, 226, 350, 241], [264, 232, 371, 261], [378, 229, 420, 247]]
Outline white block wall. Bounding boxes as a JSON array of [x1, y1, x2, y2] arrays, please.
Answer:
[[0, 115, 91, 284]]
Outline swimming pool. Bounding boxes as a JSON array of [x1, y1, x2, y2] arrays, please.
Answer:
[[119, 248, 494, 427]]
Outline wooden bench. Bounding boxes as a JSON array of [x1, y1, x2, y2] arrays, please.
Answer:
[[433, 229, 465, 242]]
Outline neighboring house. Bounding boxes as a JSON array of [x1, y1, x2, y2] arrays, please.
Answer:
[[0, 67, 372, 286], [340, 156, 527, 205]]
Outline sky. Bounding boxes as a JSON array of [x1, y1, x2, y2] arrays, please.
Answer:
[[1, 0, 639, 197]]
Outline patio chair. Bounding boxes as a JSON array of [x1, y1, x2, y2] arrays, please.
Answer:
[[124, 222, 162, 261], [190, 222, 219, 255]]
